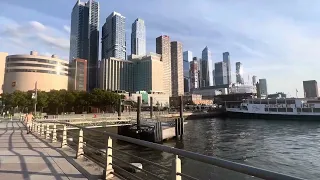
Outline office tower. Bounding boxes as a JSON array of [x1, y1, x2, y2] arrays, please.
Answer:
[[0, 52, 8, 94], [99, 58, 133, 91], [101, 12, 126, 60], [190, 57, 199, 90], [69, 0, 99, 91], [183, 51, 192, 93], [131, 18, 146, 56], [236, 62, 244, 84], [156, 35, 171, 96], [303, 80, 319, 98], [252, 75, 257, 85], [212, 70, 215, 86], [214, 61, 228, 85], [131, 53, 163, 92], [259, 79, 268, 97], [223, 52, 231, 85], [69, 58, 88, 91], [201, 46, 212, 87], [171, 41, 184, 96]]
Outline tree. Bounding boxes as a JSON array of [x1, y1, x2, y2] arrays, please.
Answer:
[[37, 91, 49, 112]]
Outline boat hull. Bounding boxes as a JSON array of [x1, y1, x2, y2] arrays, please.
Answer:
[[226, 111, 320, 121]]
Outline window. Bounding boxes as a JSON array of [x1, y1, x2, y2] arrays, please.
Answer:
[[278, 108, 286, 112], [287, 108, 293, 112], [297, 108, 301, 112], [286, 100, 295, 104], [302, 108, 312, 112], [265, 108, 269, 112], [313, 108, 320, 112], [5, 69, 68, 76], [277, 99, 285, 104], [268, 100, 277, 104], [269, 108, 277, 112]]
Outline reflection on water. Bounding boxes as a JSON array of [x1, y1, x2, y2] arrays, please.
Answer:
[[69, 118, 320, 179]]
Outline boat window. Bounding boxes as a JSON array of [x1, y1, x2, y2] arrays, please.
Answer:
[[277, 99, 285, 104], [286, 100, 295, 104], [241, 106, 248, 110], [261, 100, 268, 104], [302, 108, 312, 112], [278, 108, 286, 112], [268, 100, 277, 104], [297, 108, 301, 112], [287, 108, 293, 112], [265, 108, 269, 112], [269, 108, 277, 112], [253, 100, 261, 104], [313, 108, 320, 112]]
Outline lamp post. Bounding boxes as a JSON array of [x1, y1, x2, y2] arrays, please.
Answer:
[[32, 82, 38, 116]]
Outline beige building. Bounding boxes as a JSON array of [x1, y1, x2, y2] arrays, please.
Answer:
[[3, 51, 68, 93], [131, 53, 164, 92], [156, 35, 172, 96], [171, 41, 184, 96], [68, 58, 87, 91], [0, 52, 8, 93]]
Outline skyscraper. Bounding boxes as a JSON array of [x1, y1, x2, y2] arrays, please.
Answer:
[[183, 51, 192, 92], [214, 61, 228, 85], [69, 0, 99, 91], [303, 80, 318, 98], [68, 58, 87, 91], [131, 18, 146, 56], [252, 75, 257, 85], [236, 62, 244, 84], [156, 35, 171, 96], [171, 41, 184, 96], [259, 79, 268, 97], [190, 57, 199, 90], [101, 12, 126, 60], [201, 47, 213, 87], [223, 52, 231, 85]]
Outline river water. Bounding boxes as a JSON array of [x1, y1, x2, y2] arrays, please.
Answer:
[[81, 118, 320, 179]]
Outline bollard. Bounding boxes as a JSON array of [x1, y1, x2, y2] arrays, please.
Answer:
[[76, 129, 84, 158], [105, 136, 114, 179], [45, 124, 50, 139], [41, 124, 45, 137], [179, 96, 183, 119], [118, 98, 122, 120], [52, 124, 57, 143], [137, 96, 141, 130], [150, 97, 153, 119], [171, 155, 182, 180], [61, 125, 67, 148]]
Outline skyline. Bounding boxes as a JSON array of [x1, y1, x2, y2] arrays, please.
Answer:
[[1, 0, 320, 96]]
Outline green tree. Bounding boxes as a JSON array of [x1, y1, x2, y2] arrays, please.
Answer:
[[37, 91, 49, 112]]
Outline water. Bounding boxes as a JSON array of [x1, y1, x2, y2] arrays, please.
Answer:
[[79, 118, 320, 179]]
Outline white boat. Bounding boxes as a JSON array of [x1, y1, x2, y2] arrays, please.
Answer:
[[226, 98, 320, 120]]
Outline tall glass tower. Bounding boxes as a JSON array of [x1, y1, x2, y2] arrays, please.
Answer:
[[69, 0, 99, 91], [201, 46, 213, 87], [223, 52, 231, 85], [101, 12, 126, 60], [131, 18, 146, 56]]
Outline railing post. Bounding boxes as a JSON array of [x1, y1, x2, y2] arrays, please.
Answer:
[[76, 129, 84, 158], [105, 136, 114, 179], [40, 123, 45, 137], [171, 155, 181, 180], [61, 125, 67, 148], [52, 124, 57, 143], [37, 124, 40, 135], [46, 124, 50, 139]]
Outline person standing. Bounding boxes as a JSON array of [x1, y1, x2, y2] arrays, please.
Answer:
[[24, 112, 34, 134]]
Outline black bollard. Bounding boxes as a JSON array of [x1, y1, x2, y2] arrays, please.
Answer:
[[179, 95, 183, 119], [118, 98, 122, 120], [150, 97, 153, 119], [137, 96, 141, 130]]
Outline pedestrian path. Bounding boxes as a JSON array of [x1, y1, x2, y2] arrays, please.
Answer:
[[0, 121, 88, 180]]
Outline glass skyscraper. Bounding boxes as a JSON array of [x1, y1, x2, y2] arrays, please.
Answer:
[[223, 52, 231, 85], [183, 51, 192, 92], [69, 0, 99, 91], [214, 61, 228, 85], [131, 18, 146, 56], [236, 62, 244, 84], [101, 12, 126, 60], [201, 46, 213, 87]]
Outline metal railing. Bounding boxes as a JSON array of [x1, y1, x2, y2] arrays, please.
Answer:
[[30, 120, 304, 180]]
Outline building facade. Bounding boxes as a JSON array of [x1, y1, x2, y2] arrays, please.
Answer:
[[131, 18, 146, 56], [259, 79, 268, 97], [303, 80, 318, 98], [68, 58, 87, 91], [69, 0, 99, 91], [3, 51, 68, 93], [101, 12, 126, 60], [171, 41, 184, 96], [201, 47, 212, 87], [223, 52, 231, 85], [99, 57, 133, 92], [156, 35, 171, 96], [0, 52, 8, 93], [252, 75, 257, 85], [214, 61, 228, 85], [131, 53, 163, 92], [183, 51, 192, 93], [236, 62, 244, 84], [189, 58, 199, 90]]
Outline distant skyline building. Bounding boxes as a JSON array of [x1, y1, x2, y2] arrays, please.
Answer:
[[131, 18, 146, 56], [252, 75, 257, 85], [201, 47, 213, 87], [259, 79, 268, 97], [68, 58, 87, 91], [0, 52, 7, 94], [171, 41, 184, 96], [183, 51, 192, 93], [101, 12, 126, 60], [156, 35, 172, 96], [214, 61, 228, 85], [69, 0, 99, 91], [303, 80, 318, 98], [236, 62, 244, 84], [190, 57, 199, 90], [223, 52, 231, 85]]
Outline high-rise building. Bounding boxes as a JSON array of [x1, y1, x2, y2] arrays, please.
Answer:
[[223, 52, 231, 85], [131, 18, 146, 56], [212, 70, 215, 86], [183, 51, 192, 93], [171, 41, 184, 96], [303, 80, 319, 98], [69, 0, 99, 91], [190, 57, 199, 90], [0, 52, 8, 93], [252, 75, 257, 85], [201, 47, 213, 87], [131, 53, 163, 92], [259, 79, 268, 97], [99, 58, 133, 91], [101, 12, 126, 60], [156, 35, 171, 96], [214, 61, 228, 85], [68, 58, 88, 91], [236, 62, 244, 84]]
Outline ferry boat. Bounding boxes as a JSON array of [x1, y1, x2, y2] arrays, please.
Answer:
[[226, 98, 320, 120]]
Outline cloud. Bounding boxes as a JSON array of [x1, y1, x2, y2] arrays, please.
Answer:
[[63, 25, 70, 33], [29, 21, 46, 31]]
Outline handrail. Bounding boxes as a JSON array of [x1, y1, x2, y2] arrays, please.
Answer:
[[36, 120, 304, 180]]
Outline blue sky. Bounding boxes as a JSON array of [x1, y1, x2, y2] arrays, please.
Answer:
[[1, 0, 320, 97]]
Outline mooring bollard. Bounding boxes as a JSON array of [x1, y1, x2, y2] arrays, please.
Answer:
[[76, 129, 84, 158], [172, 155, 182, 180], [61, 125, 67, 148], [52, 124, 57, 143], [105, 136, 114, 179]]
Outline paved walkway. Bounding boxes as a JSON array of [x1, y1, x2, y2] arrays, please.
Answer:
[[0, 120, 88, 180]]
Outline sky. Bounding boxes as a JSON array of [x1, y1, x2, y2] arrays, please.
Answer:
[[0, 0, 320, 97]]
